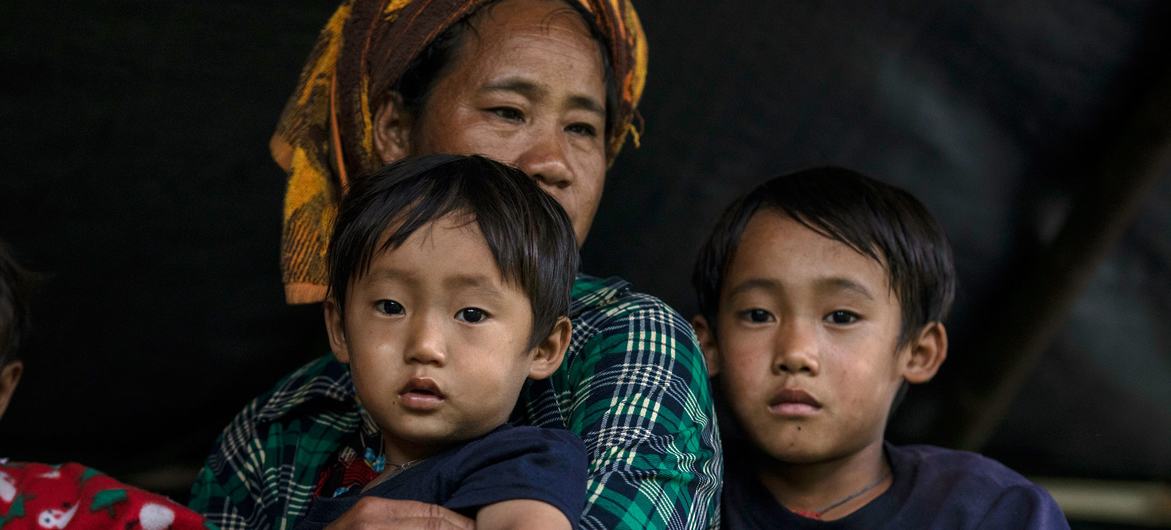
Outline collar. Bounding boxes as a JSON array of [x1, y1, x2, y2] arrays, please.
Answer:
[[253, 355, 358, 424], [570, 274, 631, 317]]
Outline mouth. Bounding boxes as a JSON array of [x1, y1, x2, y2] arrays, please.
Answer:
[[768, 388, 822, 417], [398, 377, 445, 411]]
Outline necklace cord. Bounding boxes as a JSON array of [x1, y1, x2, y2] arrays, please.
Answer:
[[795, 470, 891, 520]]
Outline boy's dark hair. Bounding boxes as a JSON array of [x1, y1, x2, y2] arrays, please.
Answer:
[[329, 154, 579, 348], [0, 240, 32, 365], [693, 166, 956, 347]]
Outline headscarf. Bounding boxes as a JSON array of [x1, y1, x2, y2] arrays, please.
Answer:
[[271, 0, 648, 304]]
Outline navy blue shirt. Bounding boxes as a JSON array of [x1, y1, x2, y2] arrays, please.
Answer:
[[295, 424, 586, 529], [722, 443, 1069, 529]]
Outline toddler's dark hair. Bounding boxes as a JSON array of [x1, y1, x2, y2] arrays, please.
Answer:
[[329, 154, 579, 348]]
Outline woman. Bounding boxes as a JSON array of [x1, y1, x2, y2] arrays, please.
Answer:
[[190, 1, 721, 529]]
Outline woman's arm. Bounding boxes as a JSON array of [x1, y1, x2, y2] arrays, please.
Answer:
[[557, 287, 723, 530]]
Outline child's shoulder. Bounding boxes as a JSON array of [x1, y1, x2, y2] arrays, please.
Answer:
[[440, 425, 586, 486], [435, 426, 588, 521], [454, 425, 585, 462], [892, 443, 1034, 488], [889, 443, 1068, 528]]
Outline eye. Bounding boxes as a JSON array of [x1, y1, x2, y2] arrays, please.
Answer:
[[488, 107, 524, 122], [455, 307, 488, 323], [738, 308, 775, 324], [824, 310, 860, 325], [566, 122, 598, 138], [376, 300, 404, 316]]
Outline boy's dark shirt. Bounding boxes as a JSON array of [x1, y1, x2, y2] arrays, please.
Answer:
[[295, 424, 586, 530], [722, 443, 1069, 530]]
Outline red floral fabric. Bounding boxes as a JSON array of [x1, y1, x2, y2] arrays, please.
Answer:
[[0, 461, 206, 530]]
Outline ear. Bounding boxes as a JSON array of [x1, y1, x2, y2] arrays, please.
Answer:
[[324, 298, 352, 364], [527, 317, 572, 380], [902, 322, 948, 384], [691, 315, 721, 377], [372, 91, 413, 164], [0, 360, 24, 419]]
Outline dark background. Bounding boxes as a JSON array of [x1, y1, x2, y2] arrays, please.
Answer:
[[2, 0, 1169, 527]]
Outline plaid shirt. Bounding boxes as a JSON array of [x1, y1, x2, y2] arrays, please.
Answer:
[[189, 275, 722, 530]]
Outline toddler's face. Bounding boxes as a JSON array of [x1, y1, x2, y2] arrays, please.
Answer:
[[328, 214, 540, 463], [703, 210, 911, 465]]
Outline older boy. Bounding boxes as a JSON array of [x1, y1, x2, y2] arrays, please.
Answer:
[[288, 155, 586, 529], [0, 241, 206, 530], [690, 168, 1067, 528]]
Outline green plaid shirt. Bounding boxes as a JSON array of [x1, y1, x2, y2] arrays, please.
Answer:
[[189, 275, 722, 530]]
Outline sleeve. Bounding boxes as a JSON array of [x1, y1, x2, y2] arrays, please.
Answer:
[[443, 427, 588, 526], [188, 356, 354, 530], [975, 484, 1070, 530], [188, 395, 270, 530], [565, 297, 722, 530]]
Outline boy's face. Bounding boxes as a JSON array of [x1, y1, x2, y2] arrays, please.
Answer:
[[695, 210, 943, 465], [325, 214, 564, 462]]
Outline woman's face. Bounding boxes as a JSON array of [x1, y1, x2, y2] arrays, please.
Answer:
[[376, 0, 609, 246]]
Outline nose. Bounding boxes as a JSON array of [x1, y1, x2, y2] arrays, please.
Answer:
[[773, 319, 820, 376], [513, 131, 573, 191], [404, 315, 446, 367]]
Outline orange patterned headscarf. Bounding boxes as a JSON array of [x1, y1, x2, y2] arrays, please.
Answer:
[[271, 0, 648, 304]]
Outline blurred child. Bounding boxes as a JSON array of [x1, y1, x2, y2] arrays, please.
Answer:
[[0, 240, 205, 530], [293, 155, 585, 530], [691, 167, 1067, 528]]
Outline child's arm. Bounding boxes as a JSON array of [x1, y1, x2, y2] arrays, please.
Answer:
[[538, 289, 721, 530], [476, 499, 572, 530]]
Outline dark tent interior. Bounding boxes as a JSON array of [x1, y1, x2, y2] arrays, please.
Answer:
[[2, 1, 1169, 528]]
